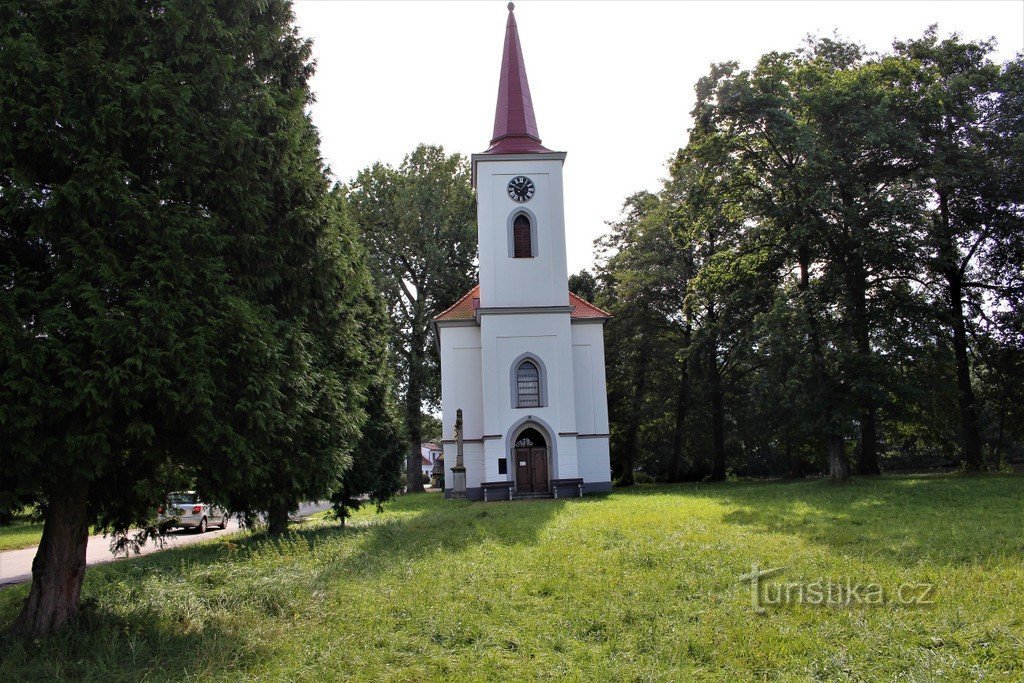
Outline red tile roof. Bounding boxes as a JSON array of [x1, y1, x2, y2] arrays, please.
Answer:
[[569, 292, 613, 319], [434, 285, 481, 321], [434, 284, 611, 322]]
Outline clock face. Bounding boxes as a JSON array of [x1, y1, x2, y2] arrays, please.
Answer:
[[507, 176, 535, 203]]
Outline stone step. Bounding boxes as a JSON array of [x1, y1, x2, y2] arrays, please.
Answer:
[[513, 491, 553, 500]]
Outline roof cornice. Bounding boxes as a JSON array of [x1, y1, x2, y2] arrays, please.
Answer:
[[471, 151, 566, 188], [476, 305, 573, 319]]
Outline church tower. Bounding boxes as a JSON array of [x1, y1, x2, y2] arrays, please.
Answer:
[[435, 3, 611, 500], [474, 3, 569, 311]]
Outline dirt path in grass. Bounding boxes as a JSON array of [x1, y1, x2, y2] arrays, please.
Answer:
[[0, 502, 332, 589]]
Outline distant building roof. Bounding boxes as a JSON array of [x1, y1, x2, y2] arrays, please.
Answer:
[[434, 284, 611, 322], [421, 442, 442, 451]]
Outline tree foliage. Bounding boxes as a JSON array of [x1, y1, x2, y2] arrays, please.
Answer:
[[595, 30, 1023, 484], [0, 0, 384, 636], [347, 145, 477, 493], [568, 270, 598, 302], [329, 191, 405, 525]]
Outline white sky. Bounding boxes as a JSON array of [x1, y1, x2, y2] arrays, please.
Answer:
[[293, 0, 1024, 274]]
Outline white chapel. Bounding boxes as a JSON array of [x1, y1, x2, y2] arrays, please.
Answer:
[[435, 3, 612, 500]]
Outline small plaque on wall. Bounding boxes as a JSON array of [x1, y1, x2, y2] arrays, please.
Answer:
[[498, 458, 507, 474]]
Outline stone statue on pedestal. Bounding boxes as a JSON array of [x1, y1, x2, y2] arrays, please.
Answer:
[[450, 408, 467, 498]]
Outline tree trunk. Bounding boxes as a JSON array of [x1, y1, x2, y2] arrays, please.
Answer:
[[947, 273, 983, 469], [670, 345, 690, 482], [707, 328, 726, 481], [850, 271, 880, 476], [405, 308, 425, 493], [619, 342, 650, 486], [267, 504, 289, 535], [994, 399, 1006, 471], [826, 434, 849, 481], [840, 196, 880, 476], [994, 366, 1008, 470], [11, 482, 90, 638], [798, 243, 849, 482], [709, 386, 726, 481], [852, 264, 881, 475], [937, 190, 983, 470], [857, 407, 880, 475], [785, 439, 808, 479]]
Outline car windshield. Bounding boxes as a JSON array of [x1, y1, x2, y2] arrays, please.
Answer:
[[168, 492, 197, 505]]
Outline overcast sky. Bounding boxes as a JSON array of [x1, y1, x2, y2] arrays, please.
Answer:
[[293, 0, 1024, 274]]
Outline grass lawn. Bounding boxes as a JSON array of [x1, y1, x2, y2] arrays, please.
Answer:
[[1, 474, 1022, 681], [0, 513, 43, 552]]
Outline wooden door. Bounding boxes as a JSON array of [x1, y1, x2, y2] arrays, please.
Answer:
[[514, 446, 548, 493], [529, 447, 548, 492], [513, 428, 549, 493], [515, 448, 533, 492]]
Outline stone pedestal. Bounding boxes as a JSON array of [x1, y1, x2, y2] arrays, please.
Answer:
[[450, 466, 467, 498]]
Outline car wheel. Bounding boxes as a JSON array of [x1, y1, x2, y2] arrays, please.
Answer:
[[195, 516, 207, 534], [220, 514, 229, 529]]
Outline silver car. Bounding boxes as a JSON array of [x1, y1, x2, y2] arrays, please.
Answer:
[[159, 491, 229, 533]]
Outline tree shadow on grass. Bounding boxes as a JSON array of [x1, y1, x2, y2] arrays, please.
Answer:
[[309, 492, 574, 586], [0, 493, 576, 679], [696, 473, 1024, 568], [0, 525, 332, 679], [83, 492, 572, 608], [0, 597, 267, 681]]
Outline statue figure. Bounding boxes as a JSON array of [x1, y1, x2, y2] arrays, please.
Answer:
[[450, 408, 467, 497]]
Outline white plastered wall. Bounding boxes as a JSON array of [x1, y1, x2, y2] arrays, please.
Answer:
[[438, 324, 484, 491], [479, 310, 580, 482], [475, 156, 569, 309], [572, 321, 611, 484]]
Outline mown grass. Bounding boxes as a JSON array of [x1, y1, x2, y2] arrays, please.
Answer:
[[1, 474, 1022, 681], [0, 512, 43, 552]]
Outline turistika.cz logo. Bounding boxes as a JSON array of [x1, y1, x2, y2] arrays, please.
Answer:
[[737, 564, 936, 609]]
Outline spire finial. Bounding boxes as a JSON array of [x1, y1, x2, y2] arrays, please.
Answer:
[[507, 2, 514, 11]]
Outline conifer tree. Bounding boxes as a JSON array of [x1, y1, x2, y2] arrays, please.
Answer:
[[0, 0, 378, 635]]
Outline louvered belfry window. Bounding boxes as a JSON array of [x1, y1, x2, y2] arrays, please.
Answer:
[[516, 360, 540, 407], [513, 214, 532, 258]]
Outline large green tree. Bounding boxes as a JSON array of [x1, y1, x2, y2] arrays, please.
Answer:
[[347, 145, 477, 493], [329, 191, 405, 525], [670, 138, 779, 482], [205, 179, 383, 536], [596, 191, 693, 484], [689, 48, 858, 480], [592, 30, 1023, 483], [687, 40, 930, 480], [0, 0, 375, 635], [893, 31, 1024, 469]]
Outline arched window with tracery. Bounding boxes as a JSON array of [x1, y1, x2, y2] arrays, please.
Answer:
[[513, 213, 532, 258], [515, 360, 540, 407]]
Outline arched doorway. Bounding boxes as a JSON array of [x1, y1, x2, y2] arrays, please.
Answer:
[[513, 427, 549, 493]]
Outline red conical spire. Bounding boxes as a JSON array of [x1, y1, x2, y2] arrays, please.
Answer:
[[485, 2, 551, 154]]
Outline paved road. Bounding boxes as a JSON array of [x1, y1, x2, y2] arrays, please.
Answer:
[[0, 501, 332, 589]]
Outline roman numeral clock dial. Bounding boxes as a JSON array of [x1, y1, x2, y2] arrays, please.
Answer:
[[507, 176, 535, 202]]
